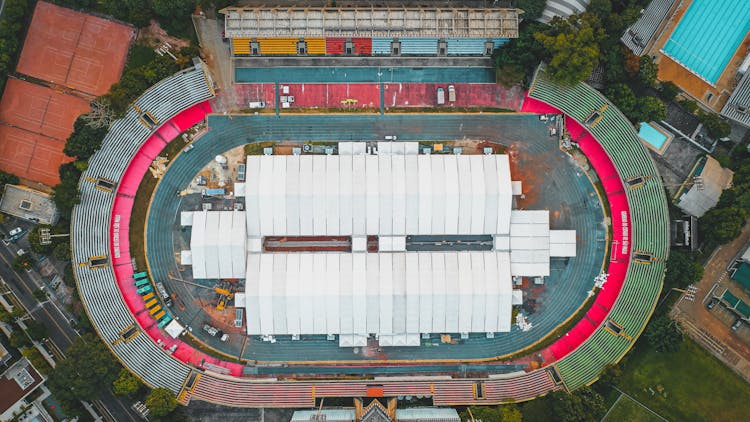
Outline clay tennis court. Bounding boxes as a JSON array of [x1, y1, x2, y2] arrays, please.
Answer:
[[0, 79, 91, 140], [16, 1, 134, 96], [0, 126, 72, 187], [0, 79, 89, 185]]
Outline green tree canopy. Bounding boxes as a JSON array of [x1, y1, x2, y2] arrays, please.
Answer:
[[634, 96, 666, 122], [113, 368, 143, 396], [53, 242, 72, 261], [645, 315, 683, 353], [548, 387, 607, 422], [494, 21, 548, 88], [63, 117, 109, 161], [605, 83, 637, 118], [460, 404, 522, 422], [515, 0, 547, 21], [51, 162, 82, 222], [664, 249, 704, 290], [697, 111, 732, 139], [699, 206, 748, 245], [145, 387, 178, 417], [638, 55, 659, 87], [659, 81, 679, 102], [47, 334, 121, 403], [0, 170, 19, 189], [535, 13, 604, 85]]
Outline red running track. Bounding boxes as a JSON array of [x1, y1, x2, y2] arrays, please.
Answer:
[[106, 95, 629, 381], [521, 96, 631, 361]]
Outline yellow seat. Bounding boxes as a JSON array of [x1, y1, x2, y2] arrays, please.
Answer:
[[305, 38, 326, 55], [233, 38, 252, 55], [149, 305, 162, 315]]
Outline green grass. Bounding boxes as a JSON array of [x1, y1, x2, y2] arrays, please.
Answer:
[[616, 339, 750, 422], [602, 395, 664, 422]]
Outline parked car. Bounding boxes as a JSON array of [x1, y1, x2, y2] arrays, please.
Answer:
[[732, 320, 743, 331], [3, 227, 25, 245]]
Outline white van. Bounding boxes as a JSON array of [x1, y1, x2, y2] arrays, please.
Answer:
[[248, 101, 266, 109], [448, 85, 456, 102]]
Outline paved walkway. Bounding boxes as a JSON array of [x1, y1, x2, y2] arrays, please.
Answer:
[[672, 219, 750, 383]]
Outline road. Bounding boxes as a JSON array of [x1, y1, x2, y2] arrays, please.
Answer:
[[0, 239, 141, 421]]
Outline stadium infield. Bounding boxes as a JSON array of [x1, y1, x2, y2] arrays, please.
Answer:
[[141, 113, 606, 367], [16, 1, 134, 96]]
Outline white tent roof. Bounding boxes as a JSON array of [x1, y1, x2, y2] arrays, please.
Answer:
[[550, 230, 577, 257], [165, 320, 185, 339], [188, 211, 247, 279], [180, 211, 194, 226], [245, 154, 512, 237], [180, 250, 192, 265], [509, 210, 550, 276], [244, 251, 513, 337]]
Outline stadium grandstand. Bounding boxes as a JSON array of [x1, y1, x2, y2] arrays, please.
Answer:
[[69, 55, 668, 407], [220, 6, 518, 57]]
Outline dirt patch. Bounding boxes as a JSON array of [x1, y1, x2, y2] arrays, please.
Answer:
[[137, 20, 191, 50]]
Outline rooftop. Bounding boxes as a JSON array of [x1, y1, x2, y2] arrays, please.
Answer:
[[221, 6, 519, 39], [0, 184, 59, 225]]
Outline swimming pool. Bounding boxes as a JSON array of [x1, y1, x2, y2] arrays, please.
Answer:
[[638, 122, 670, 152], [661, 0, 750, 84], [236, 66, 496, 83]]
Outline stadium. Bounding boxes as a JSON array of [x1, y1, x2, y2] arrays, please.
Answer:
[[71, 4, 668, 409]]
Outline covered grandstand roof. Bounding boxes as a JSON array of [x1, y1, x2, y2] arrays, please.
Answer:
[[243, 251, 514, 339], [245, 154, 513, 237], [621, 0, 676, 56], [220, 7, 519, 39], [539, 0, 589, 24], [189, 211, 246, 279], [722, 70, 750, 127]]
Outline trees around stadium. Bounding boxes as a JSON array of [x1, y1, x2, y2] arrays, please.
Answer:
[[63, 117, 109, 161], [0, 170, 19, 190], [664, 250, 704, 291], [645, 315, 683, 353], [515, 0, 547, 21], [699, 207, 748, 246], [520, 387, 606, 422], [51, 162, 82, 223], [0, 0, 34, 93], [47, 334, 121, 406], [534, 13, 604, 86], [113, 368, 145, 397], [145, 387, 178, 418], [460, 404, 522, 422]]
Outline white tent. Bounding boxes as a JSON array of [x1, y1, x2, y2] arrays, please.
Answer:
[[245, 154, 513, 237], [188, 211, 246, 279], [244, 251, 514, 339]]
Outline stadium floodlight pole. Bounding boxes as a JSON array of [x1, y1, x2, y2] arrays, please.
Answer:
[[39, 228, 70, 245]]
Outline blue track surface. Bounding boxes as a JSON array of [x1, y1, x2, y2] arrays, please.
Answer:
[[236, 66, 496, 83], [146, 114, 606, 363], [662, 0, 750, 84]]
